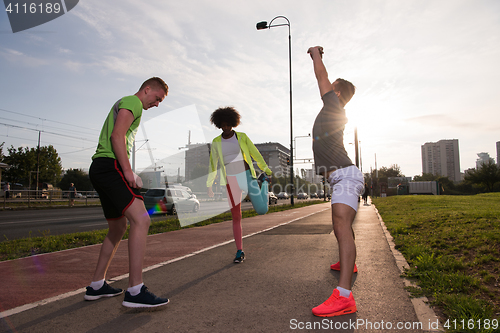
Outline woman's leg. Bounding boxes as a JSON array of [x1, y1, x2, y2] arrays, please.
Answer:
[[226, 176, 243, 250]]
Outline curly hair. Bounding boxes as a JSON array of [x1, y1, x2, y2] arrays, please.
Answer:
[[210, 107, 241, 129]]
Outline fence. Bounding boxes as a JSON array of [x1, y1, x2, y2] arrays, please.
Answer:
[[1, 190, 101, 209]]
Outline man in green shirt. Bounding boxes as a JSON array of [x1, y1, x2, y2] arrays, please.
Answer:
[[85, 77, 170, 308]]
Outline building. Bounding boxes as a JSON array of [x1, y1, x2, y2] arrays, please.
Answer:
[[476, 152, 494, 169], [183, 141, 291, 183], [497, 141, 500, 166], [184, 143, 211, 182], [305, 166, 322, 184], [254, 142, 290, 178], [421, 139, 461, 182]]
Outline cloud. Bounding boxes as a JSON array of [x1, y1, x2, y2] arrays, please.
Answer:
[[0, 48, 48, 67]]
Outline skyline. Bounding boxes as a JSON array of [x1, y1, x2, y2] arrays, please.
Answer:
[[1, 0, 499, 180]]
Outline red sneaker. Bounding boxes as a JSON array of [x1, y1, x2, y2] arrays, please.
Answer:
[[312, 288, 357, 317], [330, 261, 358, 273]]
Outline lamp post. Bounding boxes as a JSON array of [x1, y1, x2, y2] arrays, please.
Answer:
[[256, 16, 294, 205], [293, 133, 311, 157]]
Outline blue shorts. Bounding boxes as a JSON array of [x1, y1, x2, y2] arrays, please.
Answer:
[[328, 166, 364, 212]]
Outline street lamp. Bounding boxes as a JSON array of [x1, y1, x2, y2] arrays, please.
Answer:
[[293, 133, 311, 157], [256, 16, 294, 205]]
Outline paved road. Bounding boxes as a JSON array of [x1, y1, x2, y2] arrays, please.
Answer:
[[0, 198, 319, 241], [0, 202, 440, 332]]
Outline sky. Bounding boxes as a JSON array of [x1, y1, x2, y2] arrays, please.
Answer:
[[1, 0, 499, 181]]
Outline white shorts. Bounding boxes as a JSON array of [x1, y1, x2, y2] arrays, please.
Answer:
[[328, 165, 364, 212]]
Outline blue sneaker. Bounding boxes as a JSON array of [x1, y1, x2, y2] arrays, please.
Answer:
[[122, 285, 169, 308], [234, 250, 245, 263], [84, 281, 123, 301]]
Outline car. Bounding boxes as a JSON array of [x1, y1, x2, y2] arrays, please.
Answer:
[[318, 191, 331, 199], [296, 192, 309, 200], [268, 192, 278, 205], [144, 187, 200, 215], [310, 192, 318, 198], [277, 192, 289, 200], [243, 192, 277, 205], [167, 185, 196, 199]]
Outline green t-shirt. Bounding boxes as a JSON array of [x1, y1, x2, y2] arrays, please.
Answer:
[[92, 95, 143, 160]]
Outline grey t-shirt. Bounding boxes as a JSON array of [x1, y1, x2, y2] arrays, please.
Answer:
[[312, 90, 353, 176]]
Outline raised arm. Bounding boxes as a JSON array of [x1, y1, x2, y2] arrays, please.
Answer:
[[308, 46, 333, 98]]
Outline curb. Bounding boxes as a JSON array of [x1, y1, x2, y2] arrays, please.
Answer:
[[372, 202, 444, 332]]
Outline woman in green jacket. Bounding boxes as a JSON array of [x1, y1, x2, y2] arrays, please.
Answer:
[[207, 107, 272, 263]]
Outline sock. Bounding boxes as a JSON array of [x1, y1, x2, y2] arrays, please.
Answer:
[[127, 283, 144, 296], [89, 279, 105, 291], [336, 286, 352, 298]]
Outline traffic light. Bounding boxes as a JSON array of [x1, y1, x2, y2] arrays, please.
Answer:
[[286, 158, 290, 165]]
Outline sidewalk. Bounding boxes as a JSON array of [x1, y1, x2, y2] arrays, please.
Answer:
[[1, 201, 440, 332]]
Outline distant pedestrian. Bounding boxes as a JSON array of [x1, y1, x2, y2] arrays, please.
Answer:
[[207, 106, 272, 264], [69, 183, 76, 207], [362, 183, 369, 205], [4, 182, 10, 199], [85, 77, 170, 308], [308, 46, 364, 317]]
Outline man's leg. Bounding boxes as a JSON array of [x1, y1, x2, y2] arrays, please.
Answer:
[[312, 202, 358, 317], [331, 203, 357, 290], [123, 198, 151, 287], [91, 217, 128, 282]]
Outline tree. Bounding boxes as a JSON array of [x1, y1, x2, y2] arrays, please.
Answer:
[[464, 160, 500, 192], [2, 145, 63, 187], [364, 164, 404, 196], [58, 169, 93, 191], [413, 173, 436, 181]]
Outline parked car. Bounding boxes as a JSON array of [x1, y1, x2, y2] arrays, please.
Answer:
[[268, 192, 278, 205], [277, 192, 289, 200], [296, 192, 309, 199], [318, 191, 331, 199], [144, 187, 200, 215], [310, 192, 318, 198], [243, 192, 278, 205]]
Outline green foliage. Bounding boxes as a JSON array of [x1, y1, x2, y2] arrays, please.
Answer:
[[464, 160, 500, 192], [364, 164, 403, 197], [58, 168, 93, 191], [2, 145, 62, 186], [373, 194, 500, 327]]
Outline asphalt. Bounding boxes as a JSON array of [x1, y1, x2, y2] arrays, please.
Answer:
[[0, 200, 442, 333]]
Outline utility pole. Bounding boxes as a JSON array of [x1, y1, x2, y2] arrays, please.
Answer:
[[354, 127, 359, 168], [36, 131, 40, 196]]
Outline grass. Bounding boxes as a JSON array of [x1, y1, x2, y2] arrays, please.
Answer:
[[372, 193, 500, 333], [0, 199, 326, 262]]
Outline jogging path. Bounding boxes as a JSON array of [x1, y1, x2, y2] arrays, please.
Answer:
[[0, 201, 442, 332]]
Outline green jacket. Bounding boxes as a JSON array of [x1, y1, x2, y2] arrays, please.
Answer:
[[207, 131, 272, 187]]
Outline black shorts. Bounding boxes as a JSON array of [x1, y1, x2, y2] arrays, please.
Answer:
[[89, 157, 143, 220]]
